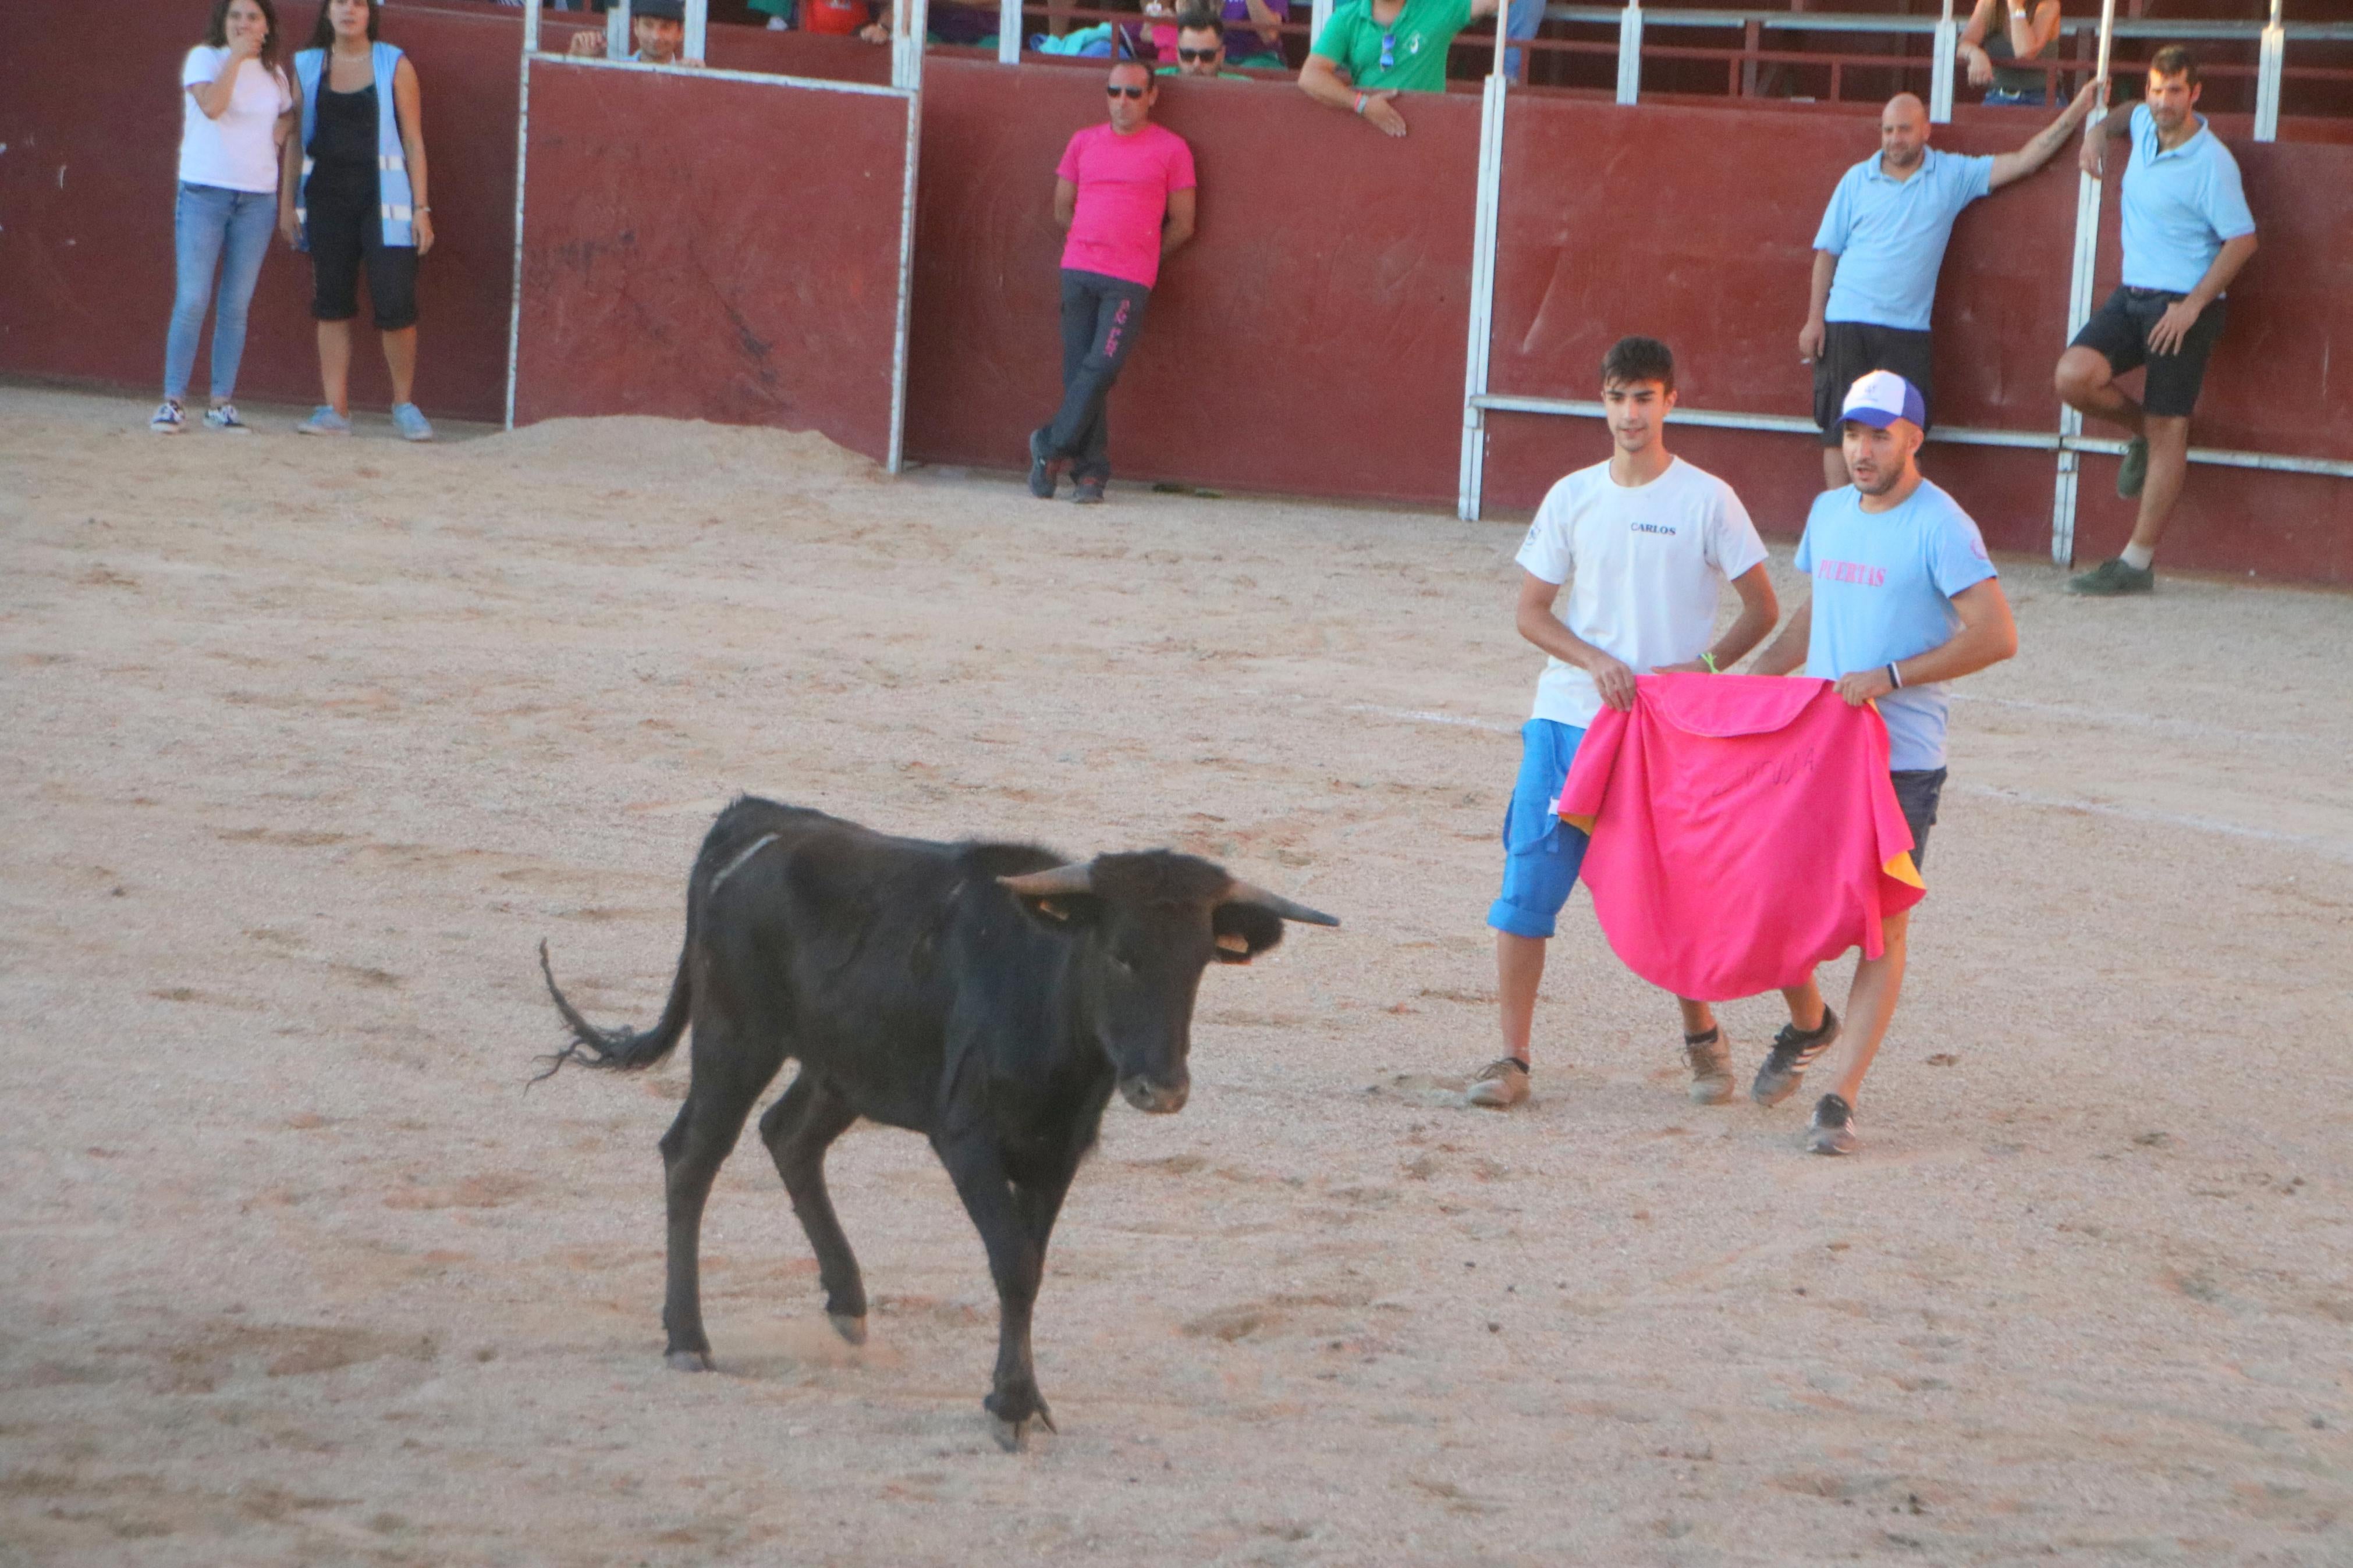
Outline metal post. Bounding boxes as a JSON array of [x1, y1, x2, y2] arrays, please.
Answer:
[[1457, 5, 1513, 520], [505, 1, 542, 431], [2050, 0, 2116, 566], [609, 0, 633, 58], [685, 0, 709, 63], [1615, 0, 1642, 104], [1000, 0, 1023, 63], [1930, 0, 1956, 122], [893, 0, 930, 90], [2253, 0, 2284, 141]]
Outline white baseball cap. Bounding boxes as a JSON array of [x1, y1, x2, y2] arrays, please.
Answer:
[[1841, 370, 1927, 430]]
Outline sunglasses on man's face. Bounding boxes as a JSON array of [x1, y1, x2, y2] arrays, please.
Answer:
[[1176, 45, 1220, 61], [1107, 83, 1149, 98]]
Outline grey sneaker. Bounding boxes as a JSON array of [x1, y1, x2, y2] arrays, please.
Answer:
[[1684, 1027, 1733, 1105], [296, 405, 352, 437], [150, 399, 186, 434], [1465, 1057, 1529, 1110], [1071, 478, 1106, 505], [391, 402, 435, 442], [1807, 1093, 1858, 1155], [2066, 557, 2155, 596], [2116, 435, 2150, 500], [1027, 427, 1058, 499], [203, 403, 251, 434], [1751, 1007, 1840, 1108]]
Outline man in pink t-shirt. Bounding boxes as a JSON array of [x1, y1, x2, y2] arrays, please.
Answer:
[[1028, 62, 1198, 506]]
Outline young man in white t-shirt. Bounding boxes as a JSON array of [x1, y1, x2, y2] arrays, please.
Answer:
[[1468, 337, 1841, 1111]]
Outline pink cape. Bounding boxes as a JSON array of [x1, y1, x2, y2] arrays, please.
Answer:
[[1555, 674, 1926, 1002]]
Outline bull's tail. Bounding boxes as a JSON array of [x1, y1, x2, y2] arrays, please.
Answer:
[[533, 936, 691, 1082]]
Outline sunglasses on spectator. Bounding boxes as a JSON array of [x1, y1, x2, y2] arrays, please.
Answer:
[[1176, 46, 1221, 61], [1378, 29, 1396, 69], [1106, 83, 1149, 98]]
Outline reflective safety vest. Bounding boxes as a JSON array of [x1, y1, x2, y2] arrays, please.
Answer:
[[293, 42, 416, 249]]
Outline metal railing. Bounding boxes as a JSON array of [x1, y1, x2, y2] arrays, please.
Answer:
[[1454, 1, 2353, 554]]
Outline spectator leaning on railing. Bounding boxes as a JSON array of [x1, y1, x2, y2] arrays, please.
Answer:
[[2057, 47, 2257, 598], [1027, 62, 1198, 506], [1156, 14, 1250, 77], [1800, 83, 2100, 490], [1959, 0, 2062, 107], [566, 0, 707, 63], [1298, 0, 1500, 138]]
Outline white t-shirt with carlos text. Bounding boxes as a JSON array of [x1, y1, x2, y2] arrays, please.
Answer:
[[1516, 456, 1770, 730], [180, 45, 294, 194]]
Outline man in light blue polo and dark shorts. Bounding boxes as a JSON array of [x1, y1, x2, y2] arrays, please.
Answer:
[[2057, 46, 2258, 596], [1800, 84, 2099, 491]]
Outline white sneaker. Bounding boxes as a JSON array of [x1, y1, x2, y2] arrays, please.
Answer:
[[150, 399, 186, 434], [1465, 1057, 1529, 1110], [203, 403, 251, 434]]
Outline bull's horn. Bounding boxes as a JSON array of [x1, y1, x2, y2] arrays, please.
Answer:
[[998, 862, 1095, 898], [1224, 879, 1340, 927]]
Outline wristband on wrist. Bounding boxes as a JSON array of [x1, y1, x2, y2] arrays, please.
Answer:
[[1354, 91, 1368, 115], [1886, 662, 1904, 690]]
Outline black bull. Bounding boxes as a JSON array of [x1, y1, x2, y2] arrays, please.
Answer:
[[537, 797, 1337, 1447]]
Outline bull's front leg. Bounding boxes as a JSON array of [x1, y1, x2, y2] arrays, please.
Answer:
[[935, 1135, 1053, 1449]]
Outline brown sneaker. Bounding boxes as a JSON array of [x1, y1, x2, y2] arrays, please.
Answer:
[[1465, 1057, 1529, 1110], [1684, 1027, 1733, 1104]]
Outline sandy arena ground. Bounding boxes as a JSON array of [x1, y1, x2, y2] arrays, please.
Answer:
[[2, 383, 2348, 1566]]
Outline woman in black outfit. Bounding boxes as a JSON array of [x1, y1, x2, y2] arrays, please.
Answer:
[[278, 0, 436, 439]]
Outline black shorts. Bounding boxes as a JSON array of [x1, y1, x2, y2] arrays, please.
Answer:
[[2069, 286, 2227, 420], [1814, 321, 1935, 445], [1891, 766, 1947, 870], [305, 163, 420, 332]]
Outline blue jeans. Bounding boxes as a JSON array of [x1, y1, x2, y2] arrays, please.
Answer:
[[1503, 0, 1545, 80], [165, 183, 277, 403]]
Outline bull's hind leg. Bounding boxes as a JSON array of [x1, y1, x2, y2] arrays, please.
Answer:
[[757, 1072, 868, 1345], [657, 1021, 782, 1371]]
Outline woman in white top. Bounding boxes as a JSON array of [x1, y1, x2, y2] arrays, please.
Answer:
[[156, 0, 296, 434]]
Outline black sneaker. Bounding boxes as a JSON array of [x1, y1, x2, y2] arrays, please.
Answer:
[[1751, 1006, 1839, 1107], [1027, 427, 1057, 500], [2065, 557, 2155, 596], [1807, 1093, 1858, 1155], [1071, 478, 1106, 505]]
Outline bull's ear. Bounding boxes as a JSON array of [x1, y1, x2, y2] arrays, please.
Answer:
[[1013, 893, 1103, 931], [1210, 902, 1285, 965]]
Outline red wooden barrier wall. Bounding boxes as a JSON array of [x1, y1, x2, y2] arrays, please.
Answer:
[[512, 62, 911, 464], [3, 4, 2346, 581]]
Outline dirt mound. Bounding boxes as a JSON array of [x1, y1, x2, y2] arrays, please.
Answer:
[[458, 415, 879, 490]]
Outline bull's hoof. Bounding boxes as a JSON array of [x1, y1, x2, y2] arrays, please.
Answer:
[[827, 1313, 868, 1347], [984, 1388, 1055, 1452], [665, 1349, 715, 1373]]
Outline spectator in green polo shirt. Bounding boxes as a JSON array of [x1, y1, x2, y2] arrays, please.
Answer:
[[1299, 0, 1498, 137]]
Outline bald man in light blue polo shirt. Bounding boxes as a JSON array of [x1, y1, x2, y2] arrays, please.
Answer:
[[1801, 84, 2101, 491], [2057, 46, 2259, 597]]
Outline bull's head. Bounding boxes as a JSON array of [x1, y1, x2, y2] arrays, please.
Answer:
[[1000, 853, 1338, 1115]]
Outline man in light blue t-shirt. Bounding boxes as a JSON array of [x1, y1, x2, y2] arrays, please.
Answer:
[[2057, 47, 2258, 597], [1801, 84, 2099, 490], [1752, 371, 2018, 1157]]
